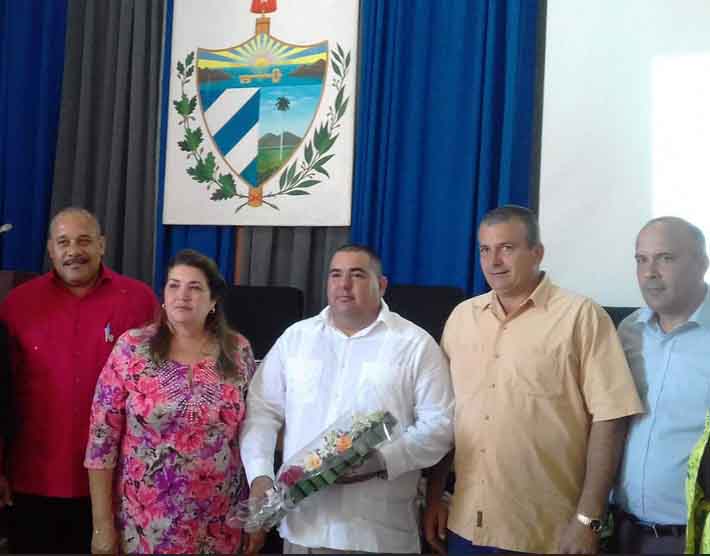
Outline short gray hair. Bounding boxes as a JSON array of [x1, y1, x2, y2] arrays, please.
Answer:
[[479, 205, 541, 247], [48, 207, 102, 238]]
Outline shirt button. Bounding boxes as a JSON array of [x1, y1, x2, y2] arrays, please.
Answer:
[[484, 415, 490, 421], [480, 448, 486, 454], [490, 383, 496, 389], [494, 354, 500, 359]]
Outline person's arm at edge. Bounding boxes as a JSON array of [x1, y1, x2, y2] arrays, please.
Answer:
[[558, 417, 628, 553], [88, 468, 118, 554], [559, 302, 640, 553], [84, 332, 134, 553], [234, 335, 267, 555], [0, 318, 13, 507], [578, 417, 629, 517], [239, 336, 289, 554], [377, 335, 454, 480], [423, 450, 454, 555], [239, 342, 285, 485]]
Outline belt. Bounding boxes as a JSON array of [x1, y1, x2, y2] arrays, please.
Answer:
[[622, 512, 686, 538]]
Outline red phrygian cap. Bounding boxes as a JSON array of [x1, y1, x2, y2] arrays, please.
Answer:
[[251, 0, 276, 14]]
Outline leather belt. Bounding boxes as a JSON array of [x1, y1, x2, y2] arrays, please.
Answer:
[[622, 512, 686, 538]]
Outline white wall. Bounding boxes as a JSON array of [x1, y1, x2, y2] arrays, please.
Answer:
[[539, 0, 710, 307]]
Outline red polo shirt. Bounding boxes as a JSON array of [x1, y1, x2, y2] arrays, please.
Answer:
[[0, 266, 158, 497]]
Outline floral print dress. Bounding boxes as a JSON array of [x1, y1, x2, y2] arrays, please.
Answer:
[[85, 326, 255, 554]]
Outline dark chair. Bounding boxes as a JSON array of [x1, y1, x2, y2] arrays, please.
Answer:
[[384, 284, 466, 342], [222, 285, 305, 361], [603, 306, 638, 328]]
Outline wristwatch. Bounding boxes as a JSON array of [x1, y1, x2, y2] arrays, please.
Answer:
[[576, 513, 603, 533]]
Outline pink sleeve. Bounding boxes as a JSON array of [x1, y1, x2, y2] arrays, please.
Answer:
[[236, 334, 257, 386], [84, 332, 133, 469]]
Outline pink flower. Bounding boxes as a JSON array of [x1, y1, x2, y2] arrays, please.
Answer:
[[278, 465, 305, 487], [219, 407, 239, 428], [132, 376, 162, 415], [175, 428, 205, 454], [126, 457, 146, 480], [192, 461, 222, 499], [137, 375, 160, 393], [173, 519, 199, 550], [212, 520, 241, 554], [124, 482, 161, 525], [222, 386, 240, 404], [208, 495, 230, 516], [105, 411, 124, 432]]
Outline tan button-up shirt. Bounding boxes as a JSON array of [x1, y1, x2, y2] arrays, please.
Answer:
[[442, 275, 643, 553]]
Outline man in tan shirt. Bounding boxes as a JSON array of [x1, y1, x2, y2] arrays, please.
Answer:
[[423, 205, 643, 554]]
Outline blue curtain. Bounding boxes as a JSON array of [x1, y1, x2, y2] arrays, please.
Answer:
[[0, 0, 67, 271], [154, 0, 235, 292], [352, 0, 540, 295]]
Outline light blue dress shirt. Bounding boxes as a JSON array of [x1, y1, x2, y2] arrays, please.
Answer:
[[614, 286, 710, 524]]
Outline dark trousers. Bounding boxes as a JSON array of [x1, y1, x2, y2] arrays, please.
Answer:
[[7, 494, 92, 554], [447, 529, 520, 554], [609, 511, 685, 554]]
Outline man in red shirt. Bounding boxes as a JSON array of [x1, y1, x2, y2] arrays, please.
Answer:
[[0, 207, 158, 553]]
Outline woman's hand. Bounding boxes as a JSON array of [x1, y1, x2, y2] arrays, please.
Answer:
[[91, 520, 118, 555]]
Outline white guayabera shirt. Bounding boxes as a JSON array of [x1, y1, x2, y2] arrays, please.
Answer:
[[240, 301, 455, 553]]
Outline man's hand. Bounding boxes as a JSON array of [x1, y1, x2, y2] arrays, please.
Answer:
[[240, 476, 274, 555], [0, 474, 12, 508], [249, 476, 274, 500], [243, 529, 267, 555], [91, 519, 118, 555], [423, 498, 448, 555], [558, 516, 600, 554], [335, 451, 386, 484]]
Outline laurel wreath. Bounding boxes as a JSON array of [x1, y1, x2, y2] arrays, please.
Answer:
[[173, 44, 351, 212]]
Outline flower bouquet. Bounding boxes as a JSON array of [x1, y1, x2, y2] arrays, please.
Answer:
[[232, 410, 397, 532]]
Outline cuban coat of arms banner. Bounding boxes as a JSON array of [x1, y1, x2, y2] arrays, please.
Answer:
[[163, 0, 358, 226]]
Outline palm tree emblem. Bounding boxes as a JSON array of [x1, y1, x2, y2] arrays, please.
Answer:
[[275, 96, 291, 161]]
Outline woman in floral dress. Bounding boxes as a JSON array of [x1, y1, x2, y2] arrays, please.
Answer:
[[85, 249, 260, 554]]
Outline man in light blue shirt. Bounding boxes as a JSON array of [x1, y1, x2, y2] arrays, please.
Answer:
[[613, 216, 710, 554]]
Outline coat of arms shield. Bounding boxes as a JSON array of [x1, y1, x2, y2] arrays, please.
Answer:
[[164, 0, 357, 224], [196, 27, 328, 205]]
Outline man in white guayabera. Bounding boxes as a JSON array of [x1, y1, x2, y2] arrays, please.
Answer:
[[240, 244, 454, 554]]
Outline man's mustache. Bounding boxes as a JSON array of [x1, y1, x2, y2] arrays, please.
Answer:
[[63, 255, 89, 266]]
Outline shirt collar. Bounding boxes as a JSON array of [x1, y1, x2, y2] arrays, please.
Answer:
[[50, 263, 113, 290], [689, 285, 710, 326], [317, 299, 393, 337], [635, 283, 710, 329], [476, 272, 552, 315]]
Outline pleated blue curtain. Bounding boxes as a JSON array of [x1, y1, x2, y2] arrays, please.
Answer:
[[0, 0, 68, 271], [153, 0, 235, 292], [352, 0, 540, 295]]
